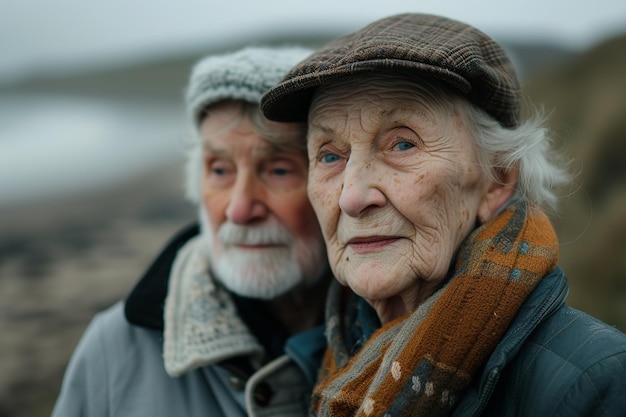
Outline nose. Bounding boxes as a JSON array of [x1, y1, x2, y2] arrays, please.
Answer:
[[225, 170, 268, 224], [339, 155, 387, 217]]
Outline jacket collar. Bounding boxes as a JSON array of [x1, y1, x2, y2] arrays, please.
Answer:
[[124, 222, 326, 380], [125, 223, 200, 330], [123, 222, 291, 353], [485, 266, 569, 367], [453, 266, 569, 416]]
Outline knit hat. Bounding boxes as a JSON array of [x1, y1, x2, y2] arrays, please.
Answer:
[[261, 13, 521, 128], [185, 46, 313, 127]]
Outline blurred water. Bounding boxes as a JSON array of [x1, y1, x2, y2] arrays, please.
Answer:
[[0, 93, 188, 206]]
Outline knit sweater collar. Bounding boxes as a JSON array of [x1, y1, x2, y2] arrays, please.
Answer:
[[124, 223, 291, 376], [162, 234, 265, 376]]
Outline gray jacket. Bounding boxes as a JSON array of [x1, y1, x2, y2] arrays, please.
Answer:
[[52, 224, 326, 417]]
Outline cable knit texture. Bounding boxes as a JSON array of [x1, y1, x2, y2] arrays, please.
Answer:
[[185, 46, 312, 126], [163, 236, 263, 377]]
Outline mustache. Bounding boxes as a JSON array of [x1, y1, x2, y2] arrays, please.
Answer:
[[218, 221, 294, 246]]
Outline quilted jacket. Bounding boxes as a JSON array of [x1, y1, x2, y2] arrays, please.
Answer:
[[452, 267, 626, 417]]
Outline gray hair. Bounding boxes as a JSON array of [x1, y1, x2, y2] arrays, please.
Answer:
[[461, 102, 571, 213]]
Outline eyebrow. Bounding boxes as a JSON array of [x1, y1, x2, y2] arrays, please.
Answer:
[[202, 143, 232, 158], [377, 107, 419, 122], [308, 107, 425, 140], [310, 105, 422, 127], [202, 142, 288, 158], [308, 122, 335, 136]]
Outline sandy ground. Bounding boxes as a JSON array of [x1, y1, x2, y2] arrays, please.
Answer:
[[0, 161, 194, 417]]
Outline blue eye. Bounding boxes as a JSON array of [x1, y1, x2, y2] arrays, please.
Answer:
[[322, 154, 340, 163], [212, 168, 226, 175], [396, 141, 414, 151]]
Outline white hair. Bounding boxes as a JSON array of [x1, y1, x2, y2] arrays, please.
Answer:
[[461, 102, 571, 213], [184, 140, 203, 205], [198, 205, 326, 299]]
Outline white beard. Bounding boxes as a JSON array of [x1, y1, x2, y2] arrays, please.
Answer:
[[199, 207, 326, 299]]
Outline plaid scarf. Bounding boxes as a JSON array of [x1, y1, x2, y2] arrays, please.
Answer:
[[311, 202, 558, 417]]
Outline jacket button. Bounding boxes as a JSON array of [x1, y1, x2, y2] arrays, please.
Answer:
[[228, 376, 245, 391], [253, 382, 273, 406]]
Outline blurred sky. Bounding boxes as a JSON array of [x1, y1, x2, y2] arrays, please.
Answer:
[[2, 0, 626, 81], [1, 0, 626, 206]]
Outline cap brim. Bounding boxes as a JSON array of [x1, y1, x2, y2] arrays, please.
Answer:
[[261, 60, 471, 123]]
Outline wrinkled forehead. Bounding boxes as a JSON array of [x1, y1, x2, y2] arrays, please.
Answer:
[[201, 100, 307, 154], [309, 74, 457, 132]]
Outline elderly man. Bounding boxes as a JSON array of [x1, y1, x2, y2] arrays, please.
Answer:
[[52, 46, 331, 417], [262, 13, 626, 417]]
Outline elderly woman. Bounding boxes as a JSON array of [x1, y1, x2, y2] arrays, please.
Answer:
[[261, 13, 626, 417]]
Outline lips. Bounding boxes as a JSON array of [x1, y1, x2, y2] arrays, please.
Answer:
[[231, 243, 284, 250], [346, 236, 399, 254]]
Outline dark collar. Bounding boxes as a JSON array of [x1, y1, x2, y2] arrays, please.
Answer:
[[124, 223, 199, 330], [123, 222, 290, 357]]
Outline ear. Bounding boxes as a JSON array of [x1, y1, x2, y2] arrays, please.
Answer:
[[477, 168, 519, 223]]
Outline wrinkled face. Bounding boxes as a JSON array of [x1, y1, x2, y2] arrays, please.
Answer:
[[307, 77, 496, 307], [199, 101, 326, 299]]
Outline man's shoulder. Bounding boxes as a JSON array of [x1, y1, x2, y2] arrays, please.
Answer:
[[92, 300, 126, 326], [81, 301, 128, 340], [79, 301, 162, 357]]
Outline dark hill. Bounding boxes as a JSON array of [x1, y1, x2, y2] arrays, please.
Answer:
[[524, 33, 626, 328]]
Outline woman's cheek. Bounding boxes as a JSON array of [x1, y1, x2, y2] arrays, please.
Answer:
[[331, 254, 350, 287], [309, 176, 340, 226]]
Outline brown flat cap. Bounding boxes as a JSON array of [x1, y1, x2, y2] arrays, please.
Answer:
[[261, 13, 521, 128]]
